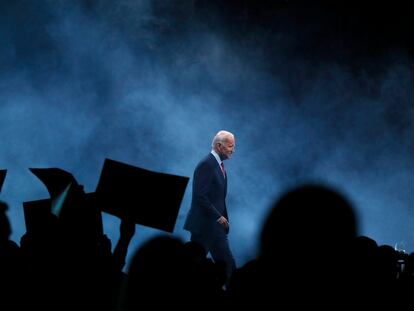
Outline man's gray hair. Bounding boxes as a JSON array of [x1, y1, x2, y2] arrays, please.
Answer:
[[211, 130, 234, 148]]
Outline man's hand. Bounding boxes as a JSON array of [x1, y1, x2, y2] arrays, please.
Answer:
[[217, 216, 229, 229]]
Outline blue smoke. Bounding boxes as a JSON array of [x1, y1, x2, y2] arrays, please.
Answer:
[[1, 1, 414, 271]]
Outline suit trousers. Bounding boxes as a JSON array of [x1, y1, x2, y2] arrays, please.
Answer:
[[190, 231, 236, 282]]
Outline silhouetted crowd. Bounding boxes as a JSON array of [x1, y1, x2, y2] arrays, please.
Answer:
[[1, 183, 413, 310]]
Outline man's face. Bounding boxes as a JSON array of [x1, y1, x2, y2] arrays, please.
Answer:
[[218, 137, 235, 160]]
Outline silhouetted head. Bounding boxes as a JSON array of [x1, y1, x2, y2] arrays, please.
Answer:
[[183, 240, 207, 261], [124, 235, 186, 309], [128, 235, 185, 279], [260, 183, 357, 259]]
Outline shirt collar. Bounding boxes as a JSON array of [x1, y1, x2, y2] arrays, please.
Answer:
[[211, 150, 222, 165]]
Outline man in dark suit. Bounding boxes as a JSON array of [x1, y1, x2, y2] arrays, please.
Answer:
[[184, 130, 236, 282]]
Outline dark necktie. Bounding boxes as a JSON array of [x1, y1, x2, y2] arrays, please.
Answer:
[[220, 162, 226, 177]]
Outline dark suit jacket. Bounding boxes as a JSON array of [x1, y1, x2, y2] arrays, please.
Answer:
[[184, 153, 228, 236]]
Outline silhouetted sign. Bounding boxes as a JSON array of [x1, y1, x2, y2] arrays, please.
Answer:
[[23, 193, 99, 234], [29, 168, 78, 199], [23, 198, 53, 234], [95, 158, 189, 233], [27, 167, 103, 235], [0, 169, 6, 192]]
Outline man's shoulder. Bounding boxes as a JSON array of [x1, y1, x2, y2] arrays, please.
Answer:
[[198, 153, 215, 164], [195, 154, 215, 169]]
